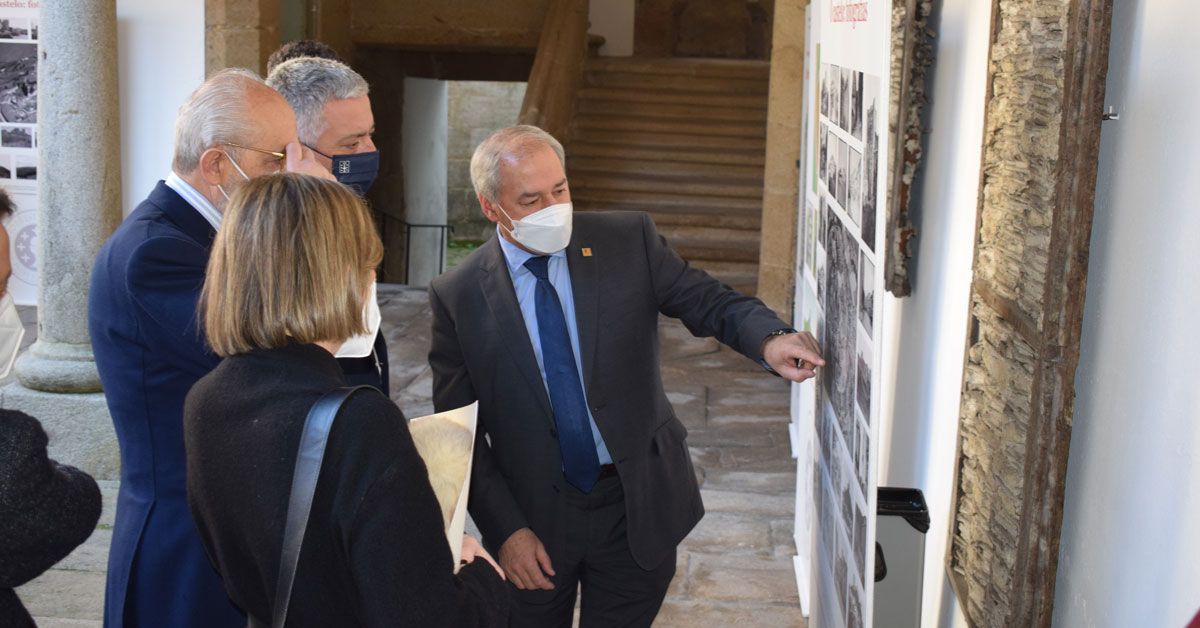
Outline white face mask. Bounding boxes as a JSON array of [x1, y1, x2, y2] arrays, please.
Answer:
[[497, 202, 573, 255], [217, 150, 252, 202], [335, 282, 382, 359]]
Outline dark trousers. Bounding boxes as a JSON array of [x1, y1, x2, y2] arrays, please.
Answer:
[[509, 474, 677, 628]]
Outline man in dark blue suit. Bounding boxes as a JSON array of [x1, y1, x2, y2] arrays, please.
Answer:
[[88, 68, 332, 628], [267, 55, 389, 394]]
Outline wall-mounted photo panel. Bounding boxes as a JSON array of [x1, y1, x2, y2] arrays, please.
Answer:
[[794, 0, 891, 625], [0, 0, 39, 305]]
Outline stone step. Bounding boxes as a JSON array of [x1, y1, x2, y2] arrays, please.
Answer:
[[572, 188, 761, 214], [586, 57, 771, 80], [572, 128, 766, 153], [569, 142, 766, 167], [657, 224, 762, 264], [575, 114, 766, 140], [570, 156, 764, 185], [576, 98, 768, 124], [570, 172, 761, 200], [573, 197, 761, 231], [581, 71, 769, 95], [577, 87, 767, 110]]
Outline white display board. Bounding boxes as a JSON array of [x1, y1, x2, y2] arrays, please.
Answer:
[[794, 1, 891, 626], [0, 1, 38, 305]]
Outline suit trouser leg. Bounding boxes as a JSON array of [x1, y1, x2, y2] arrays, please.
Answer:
[[508, 475, 677, 628]]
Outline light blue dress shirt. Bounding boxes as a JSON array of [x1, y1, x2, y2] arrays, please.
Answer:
[[497, 231, 613, 465]]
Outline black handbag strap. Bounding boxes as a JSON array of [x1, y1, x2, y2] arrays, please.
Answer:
[[270, 385, 372, 628]]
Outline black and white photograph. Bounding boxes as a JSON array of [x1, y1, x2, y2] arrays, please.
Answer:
[[819, 123, 829, 187], [859, 250, 874, 334], [848, 147, 863, 229], [861, 74, 881, 253], [823, 217, 859, 433], [1, 124, 30, 148], [0, 155, 10, 178], [0, 18, 29, 40], [839, 66, 852, 135], [836, 137, 849, 211], [820, 62, 830, 119], [14, 153, 34, 179], [817, 198, 828, 306], [855, 335, 871, 427], [853, 490, 868, 583], [0, 42, 37, 123], [828, 64, 841, 129], [805, 200, 817, 275], [29, 19, 37, 41], [850, 70, 864, 141], [825, 132, 837, 193]]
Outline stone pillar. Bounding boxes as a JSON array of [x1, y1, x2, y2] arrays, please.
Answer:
[[755, 0, 805, 320], [402, 77, 448, 287], [1, 0, 123, 478]]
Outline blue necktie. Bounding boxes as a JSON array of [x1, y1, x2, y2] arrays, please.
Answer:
[[524, 255, 600, 493]]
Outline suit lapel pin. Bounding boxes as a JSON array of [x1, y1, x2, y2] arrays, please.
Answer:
[[581, 247, 593, 257]]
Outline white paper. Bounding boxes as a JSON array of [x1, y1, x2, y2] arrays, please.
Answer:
[[0, 293, 25, 378], [408, 401, 478, 572]]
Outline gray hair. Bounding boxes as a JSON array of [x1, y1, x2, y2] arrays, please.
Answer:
[[266, 57, 369, 145], [172, 68, 267, 174], [470, 125, 566, 202]]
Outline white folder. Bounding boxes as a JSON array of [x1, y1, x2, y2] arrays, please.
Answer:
[[408, 401, 478, 572]]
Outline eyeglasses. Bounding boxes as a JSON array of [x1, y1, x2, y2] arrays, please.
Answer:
[[222, 142, 287, 172]]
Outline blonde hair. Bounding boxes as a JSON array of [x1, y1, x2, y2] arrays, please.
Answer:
[[201, 174, 383, 357]]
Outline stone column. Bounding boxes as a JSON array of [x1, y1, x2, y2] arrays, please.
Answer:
[[1, 0, 122, 478], [755, 0, 806, 319]]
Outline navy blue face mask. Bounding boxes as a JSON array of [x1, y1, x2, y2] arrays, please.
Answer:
[[309, 146, 380, 196]]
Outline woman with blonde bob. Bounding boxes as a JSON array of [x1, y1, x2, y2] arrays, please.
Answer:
[[184, 174, 508, 627]]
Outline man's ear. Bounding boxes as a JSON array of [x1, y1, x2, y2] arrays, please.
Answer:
[[479, 194, 500, 223], [198, 148, 226, 187]]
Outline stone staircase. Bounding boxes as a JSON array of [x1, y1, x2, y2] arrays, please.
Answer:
[[566, 57, 769, 295]]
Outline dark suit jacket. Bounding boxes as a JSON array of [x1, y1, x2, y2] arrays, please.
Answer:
[[88, 182, 244, 628], [429, 211, 788, 570], [0, 410, 102, 628]]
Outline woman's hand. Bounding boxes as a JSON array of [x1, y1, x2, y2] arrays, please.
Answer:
[[461, 534, 505, 581]]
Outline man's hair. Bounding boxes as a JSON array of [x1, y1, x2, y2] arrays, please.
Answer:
[[266, 57, 369, 145], [266, 39, 340, 74], [469, 125, 566, 203], [201, 173, 383, 357], [172, 68, 267, 174], [0, 187, 14, 219]]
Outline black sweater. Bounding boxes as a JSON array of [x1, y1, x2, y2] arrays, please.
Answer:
[[183, 342, 507, 627], [0, 410, 102, 628]]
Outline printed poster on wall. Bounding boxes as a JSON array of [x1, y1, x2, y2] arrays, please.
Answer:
[[0, 1, 38, 305], [794, 1, 890, 626]]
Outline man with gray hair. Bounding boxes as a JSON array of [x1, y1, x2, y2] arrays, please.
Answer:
[[267, 54, 390, 394], [430, 125, 823, 626], [88, 68, 330, 628]]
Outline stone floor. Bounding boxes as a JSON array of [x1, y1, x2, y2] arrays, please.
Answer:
[[16, 285, 805, 627]]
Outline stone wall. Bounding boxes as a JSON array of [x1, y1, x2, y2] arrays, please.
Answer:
[[346, 0, 549, 50], [447, 82, 528, 242], [635, 0, 774, 59], [206, 0, 280, 75], [754, 0, 804, 318]]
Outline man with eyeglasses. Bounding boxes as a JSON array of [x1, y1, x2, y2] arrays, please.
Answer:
[[88, 68, 332, 628], [267, 54, 389, 394]]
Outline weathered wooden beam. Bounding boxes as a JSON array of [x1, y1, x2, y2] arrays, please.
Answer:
[[947, 0, 1113, 625]]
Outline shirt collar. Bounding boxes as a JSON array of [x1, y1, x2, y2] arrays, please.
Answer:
[[496, 226, 566, 276], [165, 171, 222, 231]]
